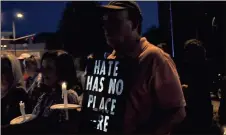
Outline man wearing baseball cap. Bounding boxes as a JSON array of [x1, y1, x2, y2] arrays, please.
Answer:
[[101, 1, 186, 134]]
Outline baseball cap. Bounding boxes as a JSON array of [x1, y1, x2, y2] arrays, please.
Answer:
[[100, 1, 142, 19], [18, 53, 31, 60]]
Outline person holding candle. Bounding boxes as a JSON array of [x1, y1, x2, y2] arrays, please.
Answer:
[[29, 50, 82, 107], [1, 53, 31, 130], [9, 50, 82, 134]]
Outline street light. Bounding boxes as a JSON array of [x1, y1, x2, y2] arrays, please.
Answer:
[[13, 12, 24, 39], [16, 13, 23, 18], [12, 12, 24, 55]]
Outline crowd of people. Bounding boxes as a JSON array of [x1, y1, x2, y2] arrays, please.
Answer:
[[1, 1, 226, 135]]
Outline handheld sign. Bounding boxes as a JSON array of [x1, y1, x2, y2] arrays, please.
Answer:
[[80, 58, 135, 134]]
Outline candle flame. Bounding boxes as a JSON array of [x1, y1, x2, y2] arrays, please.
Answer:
[[19, 101, 24, 105], [62, 82, 67, 90]]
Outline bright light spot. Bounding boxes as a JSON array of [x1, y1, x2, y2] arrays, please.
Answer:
[[223, 126, 226, 135], [16, 13, 23, 18], [1, 45, 7, 48], [218, 74, 221, 76]]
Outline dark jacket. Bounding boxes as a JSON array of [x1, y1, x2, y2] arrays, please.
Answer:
[[180, 60, 213, 131], [1, 87, 31, 128]]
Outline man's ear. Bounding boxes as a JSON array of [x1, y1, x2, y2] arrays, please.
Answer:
[[127, 20, 133, 30], [131, 20, 139, 31], [127, 20, 136, 32]]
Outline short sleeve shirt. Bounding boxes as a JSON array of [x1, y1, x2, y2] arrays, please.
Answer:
[[107, 37, 186, 133]]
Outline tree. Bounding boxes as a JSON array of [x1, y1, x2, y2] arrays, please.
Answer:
[[32, 32, 62, 50], [142, 25, 163, 45], [57, 1, 110, 58]]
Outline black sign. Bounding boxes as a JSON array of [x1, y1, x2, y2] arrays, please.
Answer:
[[80, 59, 135, 134]]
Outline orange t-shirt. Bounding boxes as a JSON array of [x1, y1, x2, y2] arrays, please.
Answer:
[[107, 37, 186, 133]]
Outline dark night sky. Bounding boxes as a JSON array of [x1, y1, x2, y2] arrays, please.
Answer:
[[1, 1, 158, 36]]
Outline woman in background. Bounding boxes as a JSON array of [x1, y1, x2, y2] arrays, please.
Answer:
[[1, 52, 31, 128], [24, 55, 41, 93]]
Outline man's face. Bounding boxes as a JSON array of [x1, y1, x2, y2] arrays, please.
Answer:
[[103, 10, 133, 51], [41, 59, 58, 87]]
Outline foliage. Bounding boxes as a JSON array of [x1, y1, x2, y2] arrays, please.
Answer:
[[142, 25, 163, 45], [57, 1, 110, 58]]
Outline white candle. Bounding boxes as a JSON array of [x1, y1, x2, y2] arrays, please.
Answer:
[[19, 101, 26, 120], [62, 82, 68, 107], [61, 82, 69, 120]]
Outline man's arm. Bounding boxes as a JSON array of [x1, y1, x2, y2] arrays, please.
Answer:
[[151, 53, 186, 135], [152, 107, 186, 135]]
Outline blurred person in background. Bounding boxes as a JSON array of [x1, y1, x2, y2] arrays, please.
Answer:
[[24, 55, 41, 92], [219, 75, 226, 126], [1, 52, 31, 129], [18, 53, 31, 81], [179, 39, 214, 134]]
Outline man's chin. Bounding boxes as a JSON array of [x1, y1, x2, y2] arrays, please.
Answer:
[[106, 40, 115, 48]]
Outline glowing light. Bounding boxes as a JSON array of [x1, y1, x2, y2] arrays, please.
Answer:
[[223, 126, 226, 135], [16, 13, 23, 18]]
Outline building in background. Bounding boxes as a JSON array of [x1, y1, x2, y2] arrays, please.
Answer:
[[1, 31, 46, 57], [1, 32, 13, 39]]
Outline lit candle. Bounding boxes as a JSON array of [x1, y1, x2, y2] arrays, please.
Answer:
[[223, 126, 226, 135], [61, 82, 69, 120], [62, 82, 68, 107], [19, 101, 26, 121]]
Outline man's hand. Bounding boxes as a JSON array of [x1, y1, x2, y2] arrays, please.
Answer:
[[153, 107, 186, 135]]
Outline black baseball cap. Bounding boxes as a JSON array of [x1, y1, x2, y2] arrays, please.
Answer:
[[100, 1, 142, 19]]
